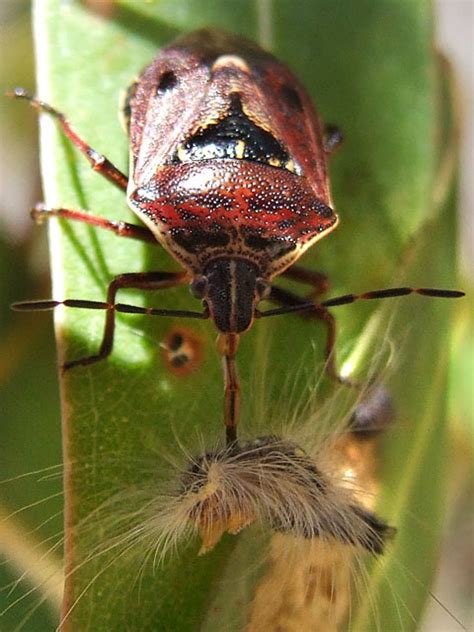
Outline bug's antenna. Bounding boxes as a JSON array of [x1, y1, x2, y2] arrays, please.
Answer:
[[12, 298, 209, 371], [258, 286, 465, 319], [11, 299, 208, 320]]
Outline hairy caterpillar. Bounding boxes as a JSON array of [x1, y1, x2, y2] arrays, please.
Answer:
[[2, 305, 468, 632], [0, 344, 439, 632]]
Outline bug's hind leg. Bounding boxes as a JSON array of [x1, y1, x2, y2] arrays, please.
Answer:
[[8, 88, 128, 191]]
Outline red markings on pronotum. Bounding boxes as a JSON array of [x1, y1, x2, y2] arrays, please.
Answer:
[[9, 29, 464, 444]]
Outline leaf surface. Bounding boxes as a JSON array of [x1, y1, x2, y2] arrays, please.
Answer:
[[2, 1, 460, 629]]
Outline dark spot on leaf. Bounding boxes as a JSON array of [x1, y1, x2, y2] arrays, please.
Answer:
[[171, 354, 189, 368], [168, 333, 184, 351]]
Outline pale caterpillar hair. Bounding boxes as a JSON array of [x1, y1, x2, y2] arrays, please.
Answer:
[[0, 337, 392, 629], [1, 328, 464, 631]]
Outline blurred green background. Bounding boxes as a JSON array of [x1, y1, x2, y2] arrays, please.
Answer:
[[1, 2, 63, 629]]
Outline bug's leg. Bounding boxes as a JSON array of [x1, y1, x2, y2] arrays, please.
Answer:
[[269, 285, 354, 387], [32, 204, 156, 244], [12, 271, 190, 370], [63, 271, 190, 370], [278, 265, 350, 383], [217, 334, 241, 445], [263, 284, 464, 385], [323, 123, 344, 154], [8, 88, 128, 191], [281, 265, 329, 300]]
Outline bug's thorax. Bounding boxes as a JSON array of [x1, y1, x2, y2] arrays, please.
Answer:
[[191, 256, 268, 334], [128, 158, 338, 279]]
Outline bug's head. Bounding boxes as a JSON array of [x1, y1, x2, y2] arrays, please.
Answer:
[[190, 257, 270, 334]]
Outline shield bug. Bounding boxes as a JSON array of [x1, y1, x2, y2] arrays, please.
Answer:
[[10, 29, 463, 444]]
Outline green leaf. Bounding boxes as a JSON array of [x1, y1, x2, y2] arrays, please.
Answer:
[[3, 0, 461, 629]]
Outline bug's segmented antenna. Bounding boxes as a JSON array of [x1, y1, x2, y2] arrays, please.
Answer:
[[259, 286, 465, 319], [11, 298, 208, 370], [11, 298, 207, 320], [12, 299, 109, 312], [322, 286, 465, 306]]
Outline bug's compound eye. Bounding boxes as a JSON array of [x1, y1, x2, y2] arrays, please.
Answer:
[[190, 276, 208, 299], [256, 278, 271, 300]]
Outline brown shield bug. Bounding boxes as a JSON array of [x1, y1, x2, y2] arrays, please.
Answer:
[[10, 29, 463, 444]]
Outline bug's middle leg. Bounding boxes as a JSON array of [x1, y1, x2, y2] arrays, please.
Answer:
[[64, 271, 189, 370], [32, 203, 156, 243]]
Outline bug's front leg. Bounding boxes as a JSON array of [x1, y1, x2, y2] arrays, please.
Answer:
[[282, 264, 329, 300], [63, 271, 189, 370], [8, 88, 128, 191], [280, 265, 351, 383], [268, 285, 354, 388], [32, 203, 156, 244]]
